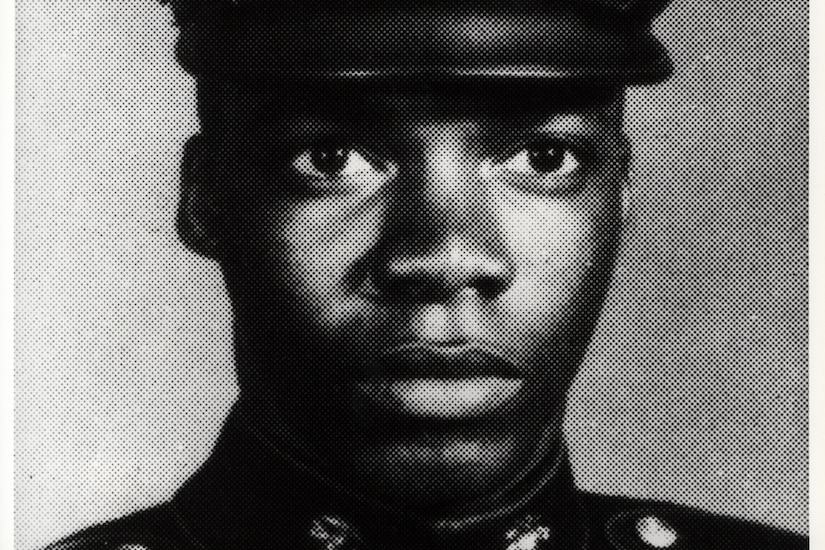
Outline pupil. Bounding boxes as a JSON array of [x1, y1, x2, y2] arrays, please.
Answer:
[[528, 146, 564, 173], [312, 148, 347, 174]]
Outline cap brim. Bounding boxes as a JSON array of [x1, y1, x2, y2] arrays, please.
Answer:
[[177, 11, 673, 85]]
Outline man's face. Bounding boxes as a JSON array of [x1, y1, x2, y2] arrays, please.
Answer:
[[190, 84, 627, 509]]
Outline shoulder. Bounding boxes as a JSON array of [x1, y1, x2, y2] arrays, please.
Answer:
[[577, 491, 808, 550], [42, 504, 198, 550]]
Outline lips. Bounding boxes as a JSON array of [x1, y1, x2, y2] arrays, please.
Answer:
[[355, 345, 524, 419]]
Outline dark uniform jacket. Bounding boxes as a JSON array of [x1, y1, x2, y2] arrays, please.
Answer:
[[47, 407, 807, 550]]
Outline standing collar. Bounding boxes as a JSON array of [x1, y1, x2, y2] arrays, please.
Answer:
[[172, 405, 588, 549]]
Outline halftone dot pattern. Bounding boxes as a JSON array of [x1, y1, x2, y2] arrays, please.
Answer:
[[16, 1, 807, 550]]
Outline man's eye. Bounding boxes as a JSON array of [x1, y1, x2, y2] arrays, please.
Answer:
[[499, 143, 580, 176], [483, 141, 585, 194], [292, 147, 377, 179], [289, 146, 395, 195]]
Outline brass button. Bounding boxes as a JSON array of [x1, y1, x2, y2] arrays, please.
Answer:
[[635, 515, 678, 548]]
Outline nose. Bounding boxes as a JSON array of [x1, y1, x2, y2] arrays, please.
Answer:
[[373, 127, 514, 303], [376, 235, 514, 302]]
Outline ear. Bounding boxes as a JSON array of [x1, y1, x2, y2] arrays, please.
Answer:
[[617, 137, 633, 223], [178, 135, 223, 259]]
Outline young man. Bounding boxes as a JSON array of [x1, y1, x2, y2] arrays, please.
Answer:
[[48, 1, 807, 549]]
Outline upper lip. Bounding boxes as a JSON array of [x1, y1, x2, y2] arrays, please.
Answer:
[[358, 343, 522, 379]]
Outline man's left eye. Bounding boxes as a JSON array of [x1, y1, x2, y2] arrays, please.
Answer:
[[498, 142, 581, 177], [481, 141, 586, 194]]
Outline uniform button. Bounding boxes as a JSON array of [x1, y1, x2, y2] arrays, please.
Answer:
[[635, 516, 678, 548]]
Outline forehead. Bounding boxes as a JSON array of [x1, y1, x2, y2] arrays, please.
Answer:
[[218, 81, 625, 134]]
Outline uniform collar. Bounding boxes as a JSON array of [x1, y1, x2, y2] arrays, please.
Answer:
[[172, 405, 589, 550]]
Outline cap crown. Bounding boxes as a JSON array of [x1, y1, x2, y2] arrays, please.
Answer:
[[160, 0, 674, 84], [162, 0, 672, 20]]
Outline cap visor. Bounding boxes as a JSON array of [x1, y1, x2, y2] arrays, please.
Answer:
[[178, 11, 672, 84]]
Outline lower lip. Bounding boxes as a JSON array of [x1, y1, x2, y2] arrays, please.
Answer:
[[356, 377, 524, 419]]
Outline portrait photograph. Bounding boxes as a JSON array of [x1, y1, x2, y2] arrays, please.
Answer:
[[14, 1, 809, 549]]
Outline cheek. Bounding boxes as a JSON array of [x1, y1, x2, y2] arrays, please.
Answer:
[[500, 189, 620, 318], [248, 196, 384, 323]]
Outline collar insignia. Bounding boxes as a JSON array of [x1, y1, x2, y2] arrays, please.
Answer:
[[504, 515, 553, 550]]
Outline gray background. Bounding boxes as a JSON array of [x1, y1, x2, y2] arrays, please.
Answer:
[[15, 1, 808, 549]]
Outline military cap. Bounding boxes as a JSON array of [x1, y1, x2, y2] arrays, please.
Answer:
[[161, 0, 674, 84]]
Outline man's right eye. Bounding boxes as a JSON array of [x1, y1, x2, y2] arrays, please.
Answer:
[[293, 148, 373, 178], [290, 146, 396, 194]]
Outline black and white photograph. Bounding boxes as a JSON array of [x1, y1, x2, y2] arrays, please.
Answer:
[[14, 1, 810, 549]]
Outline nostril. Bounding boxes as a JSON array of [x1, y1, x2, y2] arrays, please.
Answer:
[[373, 270, 510, 303]]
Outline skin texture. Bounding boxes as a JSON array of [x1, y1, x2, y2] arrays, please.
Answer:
[[179, 84, 629, 514]]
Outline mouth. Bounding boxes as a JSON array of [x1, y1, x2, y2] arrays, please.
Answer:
[[355, 344, 524, 419]]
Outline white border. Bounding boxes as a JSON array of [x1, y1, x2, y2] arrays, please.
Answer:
[[809, 0, 820, 545], [2, 0, 15, 547]]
